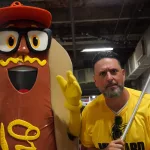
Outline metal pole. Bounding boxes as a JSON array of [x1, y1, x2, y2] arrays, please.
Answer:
[[121, 74, 150, 140]]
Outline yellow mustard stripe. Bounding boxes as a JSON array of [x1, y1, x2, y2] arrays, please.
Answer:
[[0, 55, 46, 67], [24, 56, 46, 66], [0, 57, 23, 67], [0, 123, 9, 150], [6, 119, 40, 150], [8, 119, 40, 140]]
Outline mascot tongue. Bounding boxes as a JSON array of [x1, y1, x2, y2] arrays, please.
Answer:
[[19, 89, 29, 93]]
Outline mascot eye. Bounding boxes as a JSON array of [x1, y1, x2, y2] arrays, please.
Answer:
[[7, 35, 17, 48], [28, 31, 48, 52], [30, 35, 40, 48], [0, 31, 18, 52]]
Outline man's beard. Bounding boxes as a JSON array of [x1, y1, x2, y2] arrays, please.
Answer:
[[100, 84, 124, 98]]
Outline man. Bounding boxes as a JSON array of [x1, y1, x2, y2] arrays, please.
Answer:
[[57, 51, 150, 150], [0, 1, 77, 150]]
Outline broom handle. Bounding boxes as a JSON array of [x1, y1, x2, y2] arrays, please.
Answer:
[[121, 74, 150, 141]]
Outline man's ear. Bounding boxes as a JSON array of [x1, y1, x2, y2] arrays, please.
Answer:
[[93, 75, 98, 88], [122, 69, 125, 81], [122, 69, 125, 75], [93, 74, 96, 82]]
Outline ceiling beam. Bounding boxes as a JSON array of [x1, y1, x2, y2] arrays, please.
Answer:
[[58, 34, 141, 41], [52, 17, 150, 24]]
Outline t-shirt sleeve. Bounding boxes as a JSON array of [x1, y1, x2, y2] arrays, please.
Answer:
[[146, 94, 150, 124], [80, 107, 94, 148], [146, 94, 150, 145]]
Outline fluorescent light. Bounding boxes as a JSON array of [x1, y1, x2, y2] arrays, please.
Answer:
[[92, 95, 96, 99], [81, 47, 113, 52]]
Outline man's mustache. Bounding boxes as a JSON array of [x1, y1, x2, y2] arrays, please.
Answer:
[[0, 56, 47, 67], [105, 83, 118, 89]]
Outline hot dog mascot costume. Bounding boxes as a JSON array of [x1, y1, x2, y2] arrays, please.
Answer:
[[0, 1, 82, 150]]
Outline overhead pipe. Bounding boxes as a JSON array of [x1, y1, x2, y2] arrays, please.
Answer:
[[124, 1, 145, 40], [69, 0, 76, 63], [112, 0, 126, 38], [52, 17, 150, 24]]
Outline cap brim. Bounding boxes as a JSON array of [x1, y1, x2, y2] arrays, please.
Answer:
[[0, 5, 52, 28]]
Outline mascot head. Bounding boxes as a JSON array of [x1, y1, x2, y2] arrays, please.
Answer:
[[0, 1, 52, 93]]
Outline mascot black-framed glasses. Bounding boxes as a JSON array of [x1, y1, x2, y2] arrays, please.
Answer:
[[0, 28, 52, 54]]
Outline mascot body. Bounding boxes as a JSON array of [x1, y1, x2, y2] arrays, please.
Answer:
[[0, 1, 79, 150]]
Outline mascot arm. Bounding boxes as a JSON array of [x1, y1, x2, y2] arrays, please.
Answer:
[[56, 71, 82, 137], [67, 107, 81, 137]]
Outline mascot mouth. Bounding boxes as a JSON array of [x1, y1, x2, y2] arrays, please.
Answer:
[[8, 66, 37, 93]]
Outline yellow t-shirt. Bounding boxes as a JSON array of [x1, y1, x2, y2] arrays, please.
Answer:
[[80, 88, 150, 149]]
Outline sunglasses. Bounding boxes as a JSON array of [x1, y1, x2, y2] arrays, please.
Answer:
[[0, 28, 52, 54], [111, 116, 126, 140]]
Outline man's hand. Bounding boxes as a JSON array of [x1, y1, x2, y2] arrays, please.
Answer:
[[103, 139, 124, 150], [88, 139, 124, 150], [56, 70, 82, 106]]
